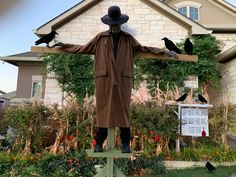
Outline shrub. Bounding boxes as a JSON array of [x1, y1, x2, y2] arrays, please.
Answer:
[[130, 103, 179, 155], [170, 145, 236, 162]]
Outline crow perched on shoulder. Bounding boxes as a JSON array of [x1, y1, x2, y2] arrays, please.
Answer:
[[205, 161, 216, 172], [176, 93, 188, 102], [184, 38, 193, 55], [162, 37, 181, 54], [35, 31, 58, 47], [198, 94, 208, 104]]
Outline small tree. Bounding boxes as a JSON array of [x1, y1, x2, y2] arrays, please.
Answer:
[[43, 54, 95, 102]]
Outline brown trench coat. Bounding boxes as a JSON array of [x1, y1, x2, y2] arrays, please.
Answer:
[[62, 30, 164, 128]]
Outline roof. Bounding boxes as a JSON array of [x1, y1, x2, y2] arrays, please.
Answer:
[[217, 45, 236, 63], [0, 90, 6, 95], [215, 0, 236, 13], [34, 0, 211, 35], [0, 52, 43, 66], [0, 91, 16, 100]]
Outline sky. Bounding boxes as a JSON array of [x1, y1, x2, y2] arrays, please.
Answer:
[[0, 0, 236, 93]]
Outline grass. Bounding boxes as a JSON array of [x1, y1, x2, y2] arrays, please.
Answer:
[[137, 166, 236, 177]]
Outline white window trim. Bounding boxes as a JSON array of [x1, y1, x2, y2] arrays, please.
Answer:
[[175, 1, 202, 8], [31, 75, 43, 98], [175, 1, 202, 21]]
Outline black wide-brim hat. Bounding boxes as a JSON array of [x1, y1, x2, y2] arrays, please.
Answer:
[[101, 6, 129, 25]]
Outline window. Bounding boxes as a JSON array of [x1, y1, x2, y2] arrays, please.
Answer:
[[0, 100, 5, 109], [32, 82, 41, 97], [175, 2, 201, 21], [184, 75, 198, 89], [31, 75, 42, 98], [189, 7, 198, 21], [178, 7, 187, 16]]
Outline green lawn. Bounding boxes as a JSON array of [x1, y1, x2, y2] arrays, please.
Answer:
[[137, 166, 236, 177]]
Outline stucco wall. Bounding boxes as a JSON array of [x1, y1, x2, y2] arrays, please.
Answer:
[[17, 62, 44, 99]]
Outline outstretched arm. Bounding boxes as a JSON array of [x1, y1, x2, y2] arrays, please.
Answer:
[[53, 35, 98, 54], [133, 38, 178, 59]]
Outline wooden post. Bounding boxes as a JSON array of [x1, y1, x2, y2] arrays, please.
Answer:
[[86, 128, 130, 177], [31, 46, 198, 62]]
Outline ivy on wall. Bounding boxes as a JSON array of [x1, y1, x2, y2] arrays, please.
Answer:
[[134, 34, 221, 92]]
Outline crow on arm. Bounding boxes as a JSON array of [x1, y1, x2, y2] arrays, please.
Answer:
[[162, 37, 181, 54], [184, 38, 193, 55], [35, 31, 58, 47]]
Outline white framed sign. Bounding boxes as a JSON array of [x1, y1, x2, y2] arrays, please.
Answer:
[[178, 104, 213, 137]]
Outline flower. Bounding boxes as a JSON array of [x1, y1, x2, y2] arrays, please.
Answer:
[[149, 130, 154, 135], [152, 135, 159, 142], [68, 159, 73, 164], [67, 135, 75, 141], [92, 139, 96, 146]]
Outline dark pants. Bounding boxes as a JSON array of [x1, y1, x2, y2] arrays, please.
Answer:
[[95, 127, 131, 146]]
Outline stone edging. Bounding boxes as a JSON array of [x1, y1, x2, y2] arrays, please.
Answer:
[[164, 160, 236, 169]]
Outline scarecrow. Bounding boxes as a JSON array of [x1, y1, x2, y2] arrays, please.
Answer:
[[56, 6, 176, 153]]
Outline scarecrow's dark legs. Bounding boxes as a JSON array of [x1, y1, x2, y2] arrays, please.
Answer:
[[120, 128, 131, 153], [94, 127, 131, 153]]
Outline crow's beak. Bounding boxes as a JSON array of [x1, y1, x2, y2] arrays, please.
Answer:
[[161, 38, 164, 40], [56, 32, 58, 35]]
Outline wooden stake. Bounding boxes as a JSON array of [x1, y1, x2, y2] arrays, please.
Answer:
[[31, 46, 198, 62]]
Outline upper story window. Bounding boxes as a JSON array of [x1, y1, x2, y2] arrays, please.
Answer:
[[175, 1, 202, 21]]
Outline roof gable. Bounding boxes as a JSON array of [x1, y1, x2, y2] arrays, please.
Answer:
[[35, 0, 210, 35], [165, 0, 236, 31]]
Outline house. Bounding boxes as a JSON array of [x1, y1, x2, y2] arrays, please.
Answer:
[[0, 52, 45, 104], [0, 0, 236, 105], [0, 90, 6, 95], [0, 91, 16, 108]]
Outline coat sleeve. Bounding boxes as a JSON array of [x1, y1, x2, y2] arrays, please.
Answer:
[[61, 35, 97, 54], [132, 37, 165, 54]]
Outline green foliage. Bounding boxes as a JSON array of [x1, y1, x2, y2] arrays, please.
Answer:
[[130, 103, 179, 138], [134, 34, 221, 92], [130, 103, 179, 156], [115, 156, 166, 176], [171, 145, 236, 162], [43, 54, 95, 102], [3, 104, 51, 153], [0, 152, 166, 177], [208, 104, 236, 142]]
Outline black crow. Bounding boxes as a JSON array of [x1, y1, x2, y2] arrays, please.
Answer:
[[35, 31, 58, 47], [198, 94, 208, 103], [162, 37, 181, 54], [205, 161, 216, 172], [176, 93, 188, 102], [184, 38, 193, 55]]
